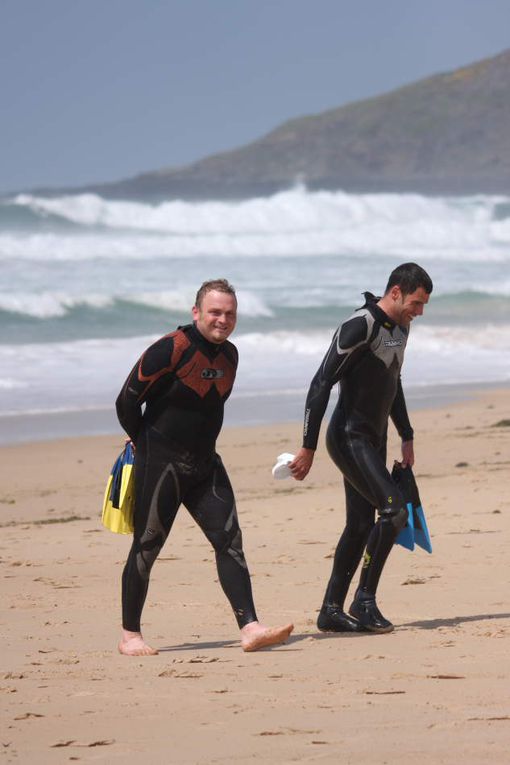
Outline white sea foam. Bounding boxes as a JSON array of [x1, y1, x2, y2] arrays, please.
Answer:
[[0, 288, 272, 319], [129, 288, 272, 317], [0, 292, 113, 318], [4, 188, 510, 262], [2, 187, 510, 429], [236, 330, 332, 355], [11, 188, 508, 235], [127, 290, 194, 313], [1, 325, 508, 416], [238, 325, 510, 389], [1, 229, 507, 264]]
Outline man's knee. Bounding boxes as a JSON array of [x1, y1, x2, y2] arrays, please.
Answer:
[[133, 534, 165, 581], [206, 524, 242, 555], [379, 504, 408, 532], [345, 517, 375, 542], [135, 548, 159, 582]]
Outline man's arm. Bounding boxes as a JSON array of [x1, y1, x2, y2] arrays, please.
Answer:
[[390, 377, 415, 467], [116, 334, 179, 443], [401, 439, 415, 468], [290, 314, 370, 480]]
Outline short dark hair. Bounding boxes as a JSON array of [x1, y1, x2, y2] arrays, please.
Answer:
[[195, 278, 237, 309], [384, 263, 433, 296]]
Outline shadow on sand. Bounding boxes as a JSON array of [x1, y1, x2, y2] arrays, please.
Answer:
[[157, 631, 314, 653], [401, 612, 510, 630], [156, 613, 510, 651]]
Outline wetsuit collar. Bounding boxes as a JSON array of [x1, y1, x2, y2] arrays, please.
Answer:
[[362, 291, 397, 331], [186, 321, 223, 355]]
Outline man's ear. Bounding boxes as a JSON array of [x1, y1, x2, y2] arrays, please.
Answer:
[[192, 304, 200, 321]]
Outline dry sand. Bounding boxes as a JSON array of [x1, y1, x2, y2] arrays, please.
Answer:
[[1, 389, 509, 763]]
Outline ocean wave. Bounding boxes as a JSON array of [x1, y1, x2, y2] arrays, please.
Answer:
[[408, 323, 510, 352], [128, 289, 273, 317], [0, 288, 273, 320], [0, 198, 84, 231], [1, 323, 508, 417], [1, 289, 509, 327], [10, 188, 510, 233], [2, 187, 510, 262], [2, 323, 508, 370], [1, 230, 508, 263], [0, 292, 113, 318], [236, 330, 333, 355], [235, 324, 510, 358]]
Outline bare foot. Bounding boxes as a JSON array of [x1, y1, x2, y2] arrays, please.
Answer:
[[240, 621, 294, 652], [118, 630, 158, 656]]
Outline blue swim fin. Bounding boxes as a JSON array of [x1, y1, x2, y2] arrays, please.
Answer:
[[412, 505, 433, 553], [391, 462, 432, 554], [396, 501, 415, 551]]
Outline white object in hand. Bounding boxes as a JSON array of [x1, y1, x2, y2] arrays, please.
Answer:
[[272, 452, 295, 480]]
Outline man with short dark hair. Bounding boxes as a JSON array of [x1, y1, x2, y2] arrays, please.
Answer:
[[116, 279, 293, 655], [290, 263, 433, 633]]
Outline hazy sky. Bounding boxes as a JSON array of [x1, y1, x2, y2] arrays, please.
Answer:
[[1, 0, 509, 194]]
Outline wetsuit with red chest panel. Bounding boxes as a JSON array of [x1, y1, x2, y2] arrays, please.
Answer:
[[116, 322, 257, 632]]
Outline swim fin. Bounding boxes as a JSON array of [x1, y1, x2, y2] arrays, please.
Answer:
[[101, 442, 135, 534], [391, 462, 432, 553]]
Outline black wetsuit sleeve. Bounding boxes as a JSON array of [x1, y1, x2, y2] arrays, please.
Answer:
[[116, 334, 177, 442], [390, 377, 414, 442], [303, 315, 370, 449]]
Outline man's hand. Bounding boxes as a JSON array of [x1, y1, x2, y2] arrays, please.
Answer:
[[289, 448, 315, 481], [401, 440, 414, 468]]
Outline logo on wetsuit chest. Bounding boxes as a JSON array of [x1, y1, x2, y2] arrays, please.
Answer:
[[384, 339, 403, 348], [201, 368, 225, 380]]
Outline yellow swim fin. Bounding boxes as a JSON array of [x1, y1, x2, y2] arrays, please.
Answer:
[[101, 442, 135, 534]]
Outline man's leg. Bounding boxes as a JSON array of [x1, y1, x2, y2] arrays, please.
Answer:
[[119, 435, 182, 655], [349, 499, 407, 633], [341, 439, 407, 632], [324, 427, 407, 633], [184, 456, 293, 651], [318, 479, 375, 632]]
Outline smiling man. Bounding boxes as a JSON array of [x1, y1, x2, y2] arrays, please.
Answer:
[[115, 279, 293, 656], [290, 263, 432, 634]]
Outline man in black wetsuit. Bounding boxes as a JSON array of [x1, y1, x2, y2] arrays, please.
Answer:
[[116, 279, 293, 655], [290, 263, 433, 634]]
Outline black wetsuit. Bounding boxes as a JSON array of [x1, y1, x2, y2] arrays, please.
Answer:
[[116, 322, 257, 632], [303, 293, 413, 609]]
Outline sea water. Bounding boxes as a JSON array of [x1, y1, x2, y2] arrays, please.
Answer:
[[1, 186, 509, 443]]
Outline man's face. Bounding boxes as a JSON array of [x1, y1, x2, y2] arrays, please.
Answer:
[[192, 290, 237, 344], [394, 286, 430, 327]]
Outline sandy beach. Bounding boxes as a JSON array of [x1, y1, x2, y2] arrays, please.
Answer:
[[1, 388, 509, 764]]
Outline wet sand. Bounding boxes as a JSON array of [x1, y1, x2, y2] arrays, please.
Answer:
[[1, 388, 509, 763]]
